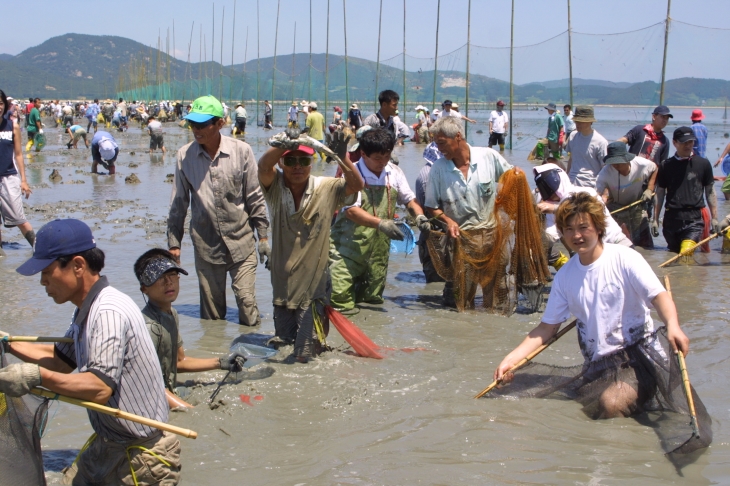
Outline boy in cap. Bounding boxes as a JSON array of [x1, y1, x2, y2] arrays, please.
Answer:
[[488, 100, 509, 152], [653, 126, 718, 256], [168, 95, 270, 327], [690, 109, 707, 158], [596, 141, 657, 248], [90, 130, 119, 174], [564, 105, 607, 188], [618, 105, 672, 164], [1, 219, 180, 484], [544, 102, 564, 161], [134, 248, 247, 409]]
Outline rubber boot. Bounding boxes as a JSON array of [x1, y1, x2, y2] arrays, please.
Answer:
[[679, 239, 696, 264], [499, 144, 505, 152], [722, 232, 730, 254], [23, 230, 35, 248], [552, 252, 569, 271], [25, 140, 33, 152]]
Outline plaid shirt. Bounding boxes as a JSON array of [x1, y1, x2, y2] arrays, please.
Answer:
[[691, 122, 708, 158]]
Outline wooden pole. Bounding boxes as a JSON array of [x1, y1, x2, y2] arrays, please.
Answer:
[[567, 0, 574, 107], [432, 0, 441, 111], [509, 0, 514, 150], [219, 6, 225, 100], [291, 22, 297, 104], [199, 25, 203, 97], [30, 388, 198, 439], [659, 229, 727, 268], [272, 0, 281, 124], [375, 0, 383, 113], [402, 0, 407, 113], [660, 0, 671, 105], [7, 336, 73, 343], [183, 21, 194, 105], [172, 20, 176, 101], [230, 0, 236, 103], [325, 0, 330, 114], [243, 27, 248, 102], [256, 0, 260, 123], [474, 320, 577, 399], [343, 0, 350, 111], [308, 0, 313, 102], [212, 2, 215, 88], [465, 0, 471, 141], [609, 194, 654, 215]]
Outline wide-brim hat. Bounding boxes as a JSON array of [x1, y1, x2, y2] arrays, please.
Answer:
[[137, 255, 189, 287], [604, 141, 636, 165], [572, 105, 596, 123], [351, 103, 358, 109], [691, 109, 704, 121], [545, 102, 557, 111]]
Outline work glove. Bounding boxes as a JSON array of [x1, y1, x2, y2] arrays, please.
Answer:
[[378, 220, 405, 241], [415, 215, 431, 232], [219, 352, 247, 373], [651, 220, 660, 237], [720, 216, 730, 233], [641, 189, 654, 203], [257, 239, 271, 265], [0, 363, 41, 397], [268, 129, 303, 151], [711, 218, 720, 235], [326, 131, 352, 162], [38, 129, 44, 134]]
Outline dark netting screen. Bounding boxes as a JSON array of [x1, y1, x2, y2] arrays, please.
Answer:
[[489, 327, 712, 457], [0, 349, 49, 486]]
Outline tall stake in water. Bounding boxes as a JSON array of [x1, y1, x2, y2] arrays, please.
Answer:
[[509, 0, 514, 151], [343, 0, 350, 111], [659, 0, 672, 105], [183, 21, 194, 105], [432, 0, 441, 111], [325, 0, 330, 114], [465, 0, 471, 141], [272, 0, 282, 125], [230, 0, 236, 103], [220, 6, 226, 101], [308, 0, 313, 102], [199, 25, 203, 97], [567, 0, 574, 107], [212, 3, 215, 92], [256, 0, 260, 124], [375, 0, 383, 112], [243, 27, 249, 102], [172, 20, 176, 101], [402, 0, 407, 113], [291, 22, 297, 104]]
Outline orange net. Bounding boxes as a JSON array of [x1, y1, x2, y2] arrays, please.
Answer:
[[426, 168, 550, 314]]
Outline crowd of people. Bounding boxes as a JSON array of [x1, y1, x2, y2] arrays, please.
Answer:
[[0, 87, 725, 482]]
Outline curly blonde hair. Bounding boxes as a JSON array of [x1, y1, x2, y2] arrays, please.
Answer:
[[555, 192, 607, 240]]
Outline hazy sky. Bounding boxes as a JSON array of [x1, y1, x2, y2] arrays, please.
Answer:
[[5, 0, 730, 83]]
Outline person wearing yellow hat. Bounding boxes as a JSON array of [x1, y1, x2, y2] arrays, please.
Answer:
[[167, 95, 270, 327]]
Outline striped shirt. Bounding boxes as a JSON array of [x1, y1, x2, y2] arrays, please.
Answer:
[[55, 277, 168, 442], [168, 136, 269, 264]]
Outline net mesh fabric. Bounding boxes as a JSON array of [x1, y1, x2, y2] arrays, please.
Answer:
[[426, 168, 550, 314], [0, 349, 49, 486], [490, 327, 712, 456]]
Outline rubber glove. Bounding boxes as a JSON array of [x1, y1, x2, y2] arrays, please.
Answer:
[[0, 363, 41, 397], [720, 216, 730, 233], [257, 239, 271, 264], [415, 215, 431, 232], [711, 218, 720, 235], [327, 130, 352, 162], [558, 131, 564, 146], [378, 220, 405, 241], [219, 353, 247, 372], [651, 220, 660, 237], [38, 129, 44, 134], [641, 189, 654, 203]]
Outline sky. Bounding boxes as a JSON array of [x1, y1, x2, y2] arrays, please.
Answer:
[[5, 0, 730, 83]]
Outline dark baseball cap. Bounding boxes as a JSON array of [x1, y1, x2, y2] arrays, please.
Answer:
[[442, 99, 453, 106], [652, 105, 673, 118], [16, 219, 97, 276], [673, 126, 696, 143]]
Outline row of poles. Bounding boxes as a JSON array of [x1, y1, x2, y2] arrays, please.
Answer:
[[118, 0, 673, 144]]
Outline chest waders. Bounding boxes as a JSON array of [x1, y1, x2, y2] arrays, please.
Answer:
[[329, 183, 398, 310]]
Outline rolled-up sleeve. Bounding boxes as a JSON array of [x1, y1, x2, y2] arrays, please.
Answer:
[[241, 144, 270, 240], [167, 151, 191, 249]]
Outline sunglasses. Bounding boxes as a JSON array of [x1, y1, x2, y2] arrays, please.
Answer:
[[188, 119, 215, 130], [282, 156, 313, 167]]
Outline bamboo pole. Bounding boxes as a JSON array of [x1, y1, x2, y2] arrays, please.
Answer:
[[663, 276, 700, 438], [659, 0, 672, 105], [658, 230, 727, 268], [343, 0, 350, 111], [375, 0, 383, 113], [30, 388, 198, 439], [183, 22, 194, 105], [172, 20, 176, 101], [291, 22, 297, 104], [229, 0, 236, 104], [325, 0, 330, 114], [243, 27, 248, 102], [199, 25, 203, 97], [212, 3, 215, 88], [567, 0, 573, 107], [464, 0, 471, 142], [402, 0, 407, 113], [509, 0, 514, 151], [609, 194, 653, 215], [256, 0, 260, 123], [7, 336, 73, 343], [220, 6, 225, 100], [308, 0, 313, 102], [432, 0, 441, 111], [474, 320, 577, 399], [272, 0, 281, 124]]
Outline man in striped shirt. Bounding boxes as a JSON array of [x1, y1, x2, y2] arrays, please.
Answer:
[[0, 219, 181, 484]]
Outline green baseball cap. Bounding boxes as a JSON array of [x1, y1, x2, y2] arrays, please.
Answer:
[[185, 95, 224, 123]]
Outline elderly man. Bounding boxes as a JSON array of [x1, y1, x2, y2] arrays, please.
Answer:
[[168, 95, 270, 327], [424, 116, 513, 308], [258, 130, 363, 362], [1, 219, 179, 484], [564, 106, 607, 188], [329, 128, 427, 314]]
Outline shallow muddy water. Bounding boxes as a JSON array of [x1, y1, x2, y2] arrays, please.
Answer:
[[3, 106, 730, 484]]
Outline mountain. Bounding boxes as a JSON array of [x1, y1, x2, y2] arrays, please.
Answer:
[[1, 33, 729, 106]]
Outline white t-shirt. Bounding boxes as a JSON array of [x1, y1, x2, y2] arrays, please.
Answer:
[[488, 110, 509, 133], [439, 109, 462, 119], [542, 244, 665, 362], [565, 129, 608, 188], [343, 161, 416, 212], [595, 156, 656, 206]]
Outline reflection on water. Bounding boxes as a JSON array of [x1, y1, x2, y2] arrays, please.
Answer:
[[2, 110, 728, 484]]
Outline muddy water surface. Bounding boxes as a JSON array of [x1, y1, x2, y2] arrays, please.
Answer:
[[3, 107, 730, 484]]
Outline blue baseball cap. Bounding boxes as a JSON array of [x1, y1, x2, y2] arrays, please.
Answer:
[[16, 219, 97, 276]]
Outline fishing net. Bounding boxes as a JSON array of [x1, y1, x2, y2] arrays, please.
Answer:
[[489, 327, 712, 457], [0, 349, 49, 486], [426, 168, 550, 314]]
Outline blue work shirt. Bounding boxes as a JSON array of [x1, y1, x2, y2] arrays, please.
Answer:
[[424, 145, 512, 230], [691, 121, 708, 159]]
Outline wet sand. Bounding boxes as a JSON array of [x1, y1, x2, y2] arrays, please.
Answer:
[[3, 106, 730, 484]]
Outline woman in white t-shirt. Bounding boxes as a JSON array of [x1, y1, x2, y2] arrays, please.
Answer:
[[494, 192, 689, 419]]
